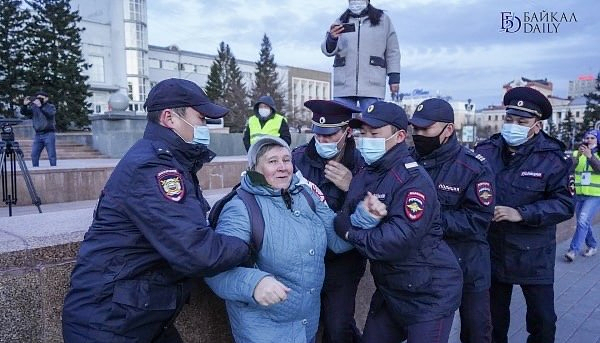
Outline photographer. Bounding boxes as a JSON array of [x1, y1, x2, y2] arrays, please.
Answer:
[[21, 91, 57, 167], [565, 129, 600, 262]]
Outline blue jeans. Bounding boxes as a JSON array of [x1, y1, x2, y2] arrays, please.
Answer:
[[334, 97, 381, 114], [31, 131, 57, 166], [569, 195, 600, 253]]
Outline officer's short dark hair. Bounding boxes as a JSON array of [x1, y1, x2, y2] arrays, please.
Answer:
[[147, 106, 187, 123]]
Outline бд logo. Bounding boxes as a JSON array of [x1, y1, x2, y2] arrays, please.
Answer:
[[500, 10, 577, 33], [501, 12, 521, 33]]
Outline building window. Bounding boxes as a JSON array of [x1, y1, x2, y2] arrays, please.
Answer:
[[162, 61, 178, 70], [488, 115, 491, 120], [149, 58, 161, 69], [88, 55, 105, 83], [95, 104, 102, 113], [495, 115, 498, 121], [576, 112, 580, 118]]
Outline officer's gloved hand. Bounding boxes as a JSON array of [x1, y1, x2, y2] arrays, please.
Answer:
[[253, 276, 291, 306]]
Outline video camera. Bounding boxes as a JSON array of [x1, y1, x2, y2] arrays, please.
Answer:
[[0, 118, 23, 143]]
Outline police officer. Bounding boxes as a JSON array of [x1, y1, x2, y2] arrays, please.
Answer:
[[292, 99, 364, 343], [334, 101, 463, 343], [62, 78, 250, 343], [410, 98, 494, 343], [475, 87, 575, 343], [242, 95, 291, 151]]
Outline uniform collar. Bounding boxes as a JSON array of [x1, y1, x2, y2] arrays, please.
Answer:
[[417, 134, 461, 166], [143, 121, 215, 173]]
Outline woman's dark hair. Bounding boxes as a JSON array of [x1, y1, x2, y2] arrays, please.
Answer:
[[339, 4, 383, 26]]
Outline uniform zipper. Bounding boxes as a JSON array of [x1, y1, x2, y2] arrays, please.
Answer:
[[355, 19, 362, 96]]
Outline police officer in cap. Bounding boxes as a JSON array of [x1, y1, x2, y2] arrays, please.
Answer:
[[292, 99, 365, 343], [334, 101, 463, 343], [475, 87, 575, 343], [62, 78, 250, 343], [410, 98, 495, 343]]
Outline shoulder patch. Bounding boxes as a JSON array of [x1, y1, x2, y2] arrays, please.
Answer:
[[156, 169, 185, 202], [476, 181, 493, 206], [405, 162, 419, 169], [404, 191, 425, 221]]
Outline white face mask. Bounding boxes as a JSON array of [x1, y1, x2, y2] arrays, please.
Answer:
[[348, 0, 368, 14], [258, 108, 271, 118]]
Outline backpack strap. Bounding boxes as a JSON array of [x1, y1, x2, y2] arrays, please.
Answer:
[[235, 188, 265, 252], [299, 187, 316, 212]]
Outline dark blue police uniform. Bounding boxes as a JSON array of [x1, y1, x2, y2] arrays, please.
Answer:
[[335, 102, 463, 343], [410, 98, 494, 343], [475, 87, 575, 343], [62, 79, 250, 343], [292, 99, 365, 343]]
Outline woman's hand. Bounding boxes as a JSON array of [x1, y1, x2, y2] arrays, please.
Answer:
[[253, 276, 291, 306], [362, 192, 387, 219], [579, 144, 593, 158], [329, 23, 344, 39]]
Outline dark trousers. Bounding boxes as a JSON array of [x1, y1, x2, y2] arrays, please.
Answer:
[[490, 280, 556, 343], [31, 131, 56, 166], [62, 322, 182, 343], [361, 292, 454, 343], [320, 249, 366, 343], [459, 289, 492, 343]]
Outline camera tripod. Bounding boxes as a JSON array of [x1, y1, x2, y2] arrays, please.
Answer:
[[0, 140, 42, 216]]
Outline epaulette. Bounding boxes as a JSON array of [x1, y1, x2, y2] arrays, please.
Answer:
[[465, 149, 487, 164], [291, 144, 307, 154], [152, 142, 173, 160]]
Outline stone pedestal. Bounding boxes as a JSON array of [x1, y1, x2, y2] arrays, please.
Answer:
[[89, 111, 147, 158]]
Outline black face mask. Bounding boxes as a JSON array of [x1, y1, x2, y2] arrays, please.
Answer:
[[412, 124, 448, 156]]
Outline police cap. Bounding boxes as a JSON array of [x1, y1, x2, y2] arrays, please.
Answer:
[[349, 101, 408, 130], [144, 78, 229, 119], [305, 99, 359, 135], [503, 87, 552, 120], [409, 98, 454, 128]]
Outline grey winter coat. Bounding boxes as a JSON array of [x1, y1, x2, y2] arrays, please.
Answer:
[[321, 12, 400, 99]]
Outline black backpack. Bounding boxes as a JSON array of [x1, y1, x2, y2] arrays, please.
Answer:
[[208, 184, 317, 254]]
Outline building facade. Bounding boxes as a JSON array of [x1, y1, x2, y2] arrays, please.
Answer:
[[568, 74, 598, 98], [72, 0, 330, 127]]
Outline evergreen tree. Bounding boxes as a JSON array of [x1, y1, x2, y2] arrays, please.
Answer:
[[222, 55, 249, 133], [204, 42, 230, 103], [558, 110, 578, 150], [24, 0, 91, 131], [251, 34, 286, 114], [0, 0, 30, 117], [582, 72, 600, 131]]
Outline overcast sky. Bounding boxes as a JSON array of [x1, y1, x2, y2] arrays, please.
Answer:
[[147, 0, 599, 108]]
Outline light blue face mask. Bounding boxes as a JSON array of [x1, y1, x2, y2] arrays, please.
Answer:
[[315, 132, 345, 159], [356, 132, 398, 165], [501, 122, 535, 146], [178, 115, 210, 146]]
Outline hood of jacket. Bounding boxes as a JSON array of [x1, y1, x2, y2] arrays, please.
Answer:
[[253, 95, 277, 114]]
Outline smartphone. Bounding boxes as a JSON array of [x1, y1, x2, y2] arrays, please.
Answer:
[[341, 23, 356, 33]]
